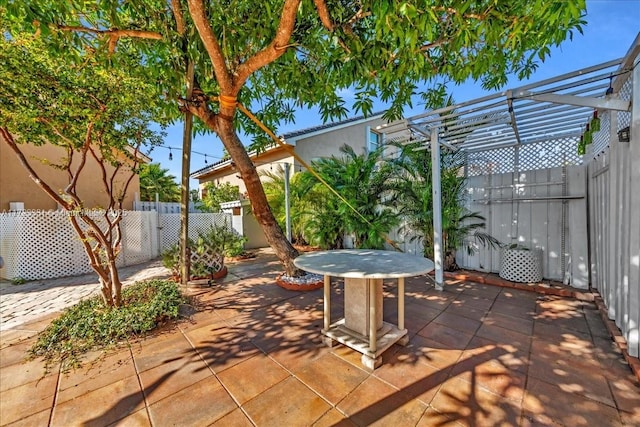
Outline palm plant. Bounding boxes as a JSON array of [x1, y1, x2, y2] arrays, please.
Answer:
[[138, 163, 180, 202], [261, 165, 320, 244], [303, 144, 399, 249], [300, 186, 345, 249], [391, 140, 500, 270]]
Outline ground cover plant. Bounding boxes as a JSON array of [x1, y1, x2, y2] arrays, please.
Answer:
[[29, 279, 186, 371]]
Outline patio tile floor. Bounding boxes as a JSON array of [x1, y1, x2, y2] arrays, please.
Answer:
[[1, 250, 639, 426]]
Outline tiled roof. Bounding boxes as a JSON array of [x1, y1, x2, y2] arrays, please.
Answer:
[[280, 111, 385, 139]]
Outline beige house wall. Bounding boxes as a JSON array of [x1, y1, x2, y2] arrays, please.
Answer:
[[293, 116, 389, 162], [197, 147, 294, 195], [0, 142, 141, 211]]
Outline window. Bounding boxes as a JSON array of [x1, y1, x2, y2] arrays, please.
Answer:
[[367, 127, 382, 154]]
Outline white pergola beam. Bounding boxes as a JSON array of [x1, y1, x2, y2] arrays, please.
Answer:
[[515, 91, 630, 112]]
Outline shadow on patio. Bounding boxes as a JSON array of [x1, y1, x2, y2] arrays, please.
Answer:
[[1, 251, 638, 426]]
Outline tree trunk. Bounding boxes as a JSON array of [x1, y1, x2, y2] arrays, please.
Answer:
[[216, 119, 301, 276]]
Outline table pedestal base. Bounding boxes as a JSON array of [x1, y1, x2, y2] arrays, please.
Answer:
[[322, 319, 408, 369]]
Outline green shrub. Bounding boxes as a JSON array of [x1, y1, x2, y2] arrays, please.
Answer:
[[161, 244, 180, 277], [29, 279, 186, 370]]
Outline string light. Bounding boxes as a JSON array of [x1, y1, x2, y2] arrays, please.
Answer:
[[157, 144, 223, 165], [157, 144, 307, 172]]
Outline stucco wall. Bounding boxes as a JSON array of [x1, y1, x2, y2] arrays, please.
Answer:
[[0, 141, 141, 211], [294, 117, 389, 162], [198, 149, 294, 195]]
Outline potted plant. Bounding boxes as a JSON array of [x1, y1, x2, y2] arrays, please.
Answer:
[[161, 224, 247, 282]]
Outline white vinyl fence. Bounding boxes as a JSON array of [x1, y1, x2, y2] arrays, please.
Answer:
[[134, 200, 201, 213], [0, 210, 231, 281], [462, 164, 589, 287], [157, 213, 233, 252], [586, 69, 639, 358], [388, 136, 589, 287]]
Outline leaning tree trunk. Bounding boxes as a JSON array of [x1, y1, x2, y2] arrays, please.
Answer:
[[216, 118, 300, 276]]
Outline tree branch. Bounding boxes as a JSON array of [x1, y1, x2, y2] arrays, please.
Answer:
[[57, 25, 163, 41], [56, 24, 163, 54], [420, 38, 448, 51], [187, 0, 233, 93], [88, 144, 114, 210], [313, 0, 335, 31], [432, 6, 487, 21], [235, 0, 301, 90], [312, 0, 354, 53], [64, 122, 96, 208], [420, 5, 494, 52], [68, 215, 114, 305], [171, 0, 187, 35]]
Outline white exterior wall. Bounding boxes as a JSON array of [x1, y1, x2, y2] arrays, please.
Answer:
[[587, 59, 639, 358], [460, 166, 588, 286]]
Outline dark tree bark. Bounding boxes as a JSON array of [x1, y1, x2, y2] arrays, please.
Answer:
[[216, 118, 301, 276]]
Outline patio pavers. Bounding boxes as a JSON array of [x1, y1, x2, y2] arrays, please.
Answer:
[[1, 250, 639, 426]]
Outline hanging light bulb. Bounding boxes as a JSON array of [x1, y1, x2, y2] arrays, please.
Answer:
[[204, 154, 208, 164], [168, 147, 173, 161]]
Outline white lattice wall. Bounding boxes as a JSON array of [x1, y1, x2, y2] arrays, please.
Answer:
[[0, 210, 233, 281], [159, 213, 233, 251], [466, 136, 583, 176], [0, 211, 160, 281]]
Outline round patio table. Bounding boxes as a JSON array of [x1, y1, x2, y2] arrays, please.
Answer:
[[294, 249, 434, 369]]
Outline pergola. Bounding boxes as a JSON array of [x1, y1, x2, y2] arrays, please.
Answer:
[[379, 34, 639, 289]]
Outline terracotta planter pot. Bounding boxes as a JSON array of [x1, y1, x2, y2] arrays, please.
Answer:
[[210, 266, 228, 280]]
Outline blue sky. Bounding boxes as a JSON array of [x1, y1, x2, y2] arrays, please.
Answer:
[[158, 0, 640, 188]]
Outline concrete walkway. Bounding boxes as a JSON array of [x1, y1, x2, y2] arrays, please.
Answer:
[[1, 251, 639, 426], [0, 260, 172, 331]]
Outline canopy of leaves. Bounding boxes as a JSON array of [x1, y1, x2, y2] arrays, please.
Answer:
[[0, 28, 166, 162], [139, 163, 181, 202], [3, 1, 586, 151]]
